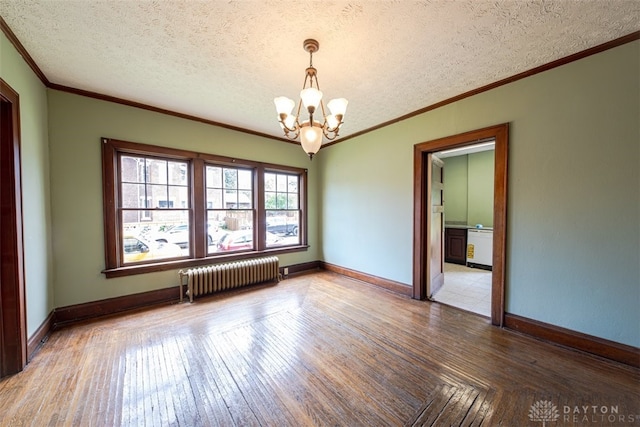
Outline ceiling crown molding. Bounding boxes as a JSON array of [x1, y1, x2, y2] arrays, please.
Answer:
[[2, 15, 638, 147]]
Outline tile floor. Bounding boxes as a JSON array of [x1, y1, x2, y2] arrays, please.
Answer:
[[432, 262, 492, 317]]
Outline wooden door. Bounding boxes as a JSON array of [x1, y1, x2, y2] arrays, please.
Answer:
[[0, 79, 27, 378], [427, 154, 445, 298]]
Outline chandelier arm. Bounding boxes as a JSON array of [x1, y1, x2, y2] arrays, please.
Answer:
[[311, 73, 321, 91], [298, 73, 311, 119], [308, 73, 329, 125], [319, 99, 328, 121], [322, 127, 339, 141], [278, 104, 300, 134], [279, 120, 299, 135], [301, 71, 312, 92], [324, 116, 344, 133], [281, 126, 299, 140]]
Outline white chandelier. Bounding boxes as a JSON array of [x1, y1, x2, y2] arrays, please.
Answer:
[[274, 39, 348, 160]]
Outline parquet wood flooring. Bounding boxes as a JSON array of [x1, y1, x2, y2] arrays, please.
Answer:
[[0, 271, 638, 426]]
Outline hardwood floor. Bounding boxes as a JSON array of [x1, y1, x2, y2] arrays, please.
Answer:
[[1, 271, 638, 426]]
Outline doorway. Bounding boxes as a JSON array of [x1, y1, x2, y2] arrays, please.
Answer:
[[431, 142, 495, 317], [413, 124, 508, 326], [0, 78, 27, 378]]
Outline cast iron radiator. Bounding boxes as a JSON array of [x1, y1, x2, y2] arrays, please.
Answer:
[[178, 256, 280, 302]]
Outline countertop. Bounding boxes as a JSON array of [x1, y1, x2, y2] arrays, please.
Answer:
[[445, 223, 493, 231]]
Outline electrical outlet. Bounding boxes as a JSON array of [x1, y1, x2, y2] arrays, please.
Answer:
[[283, 267, 289, 276]]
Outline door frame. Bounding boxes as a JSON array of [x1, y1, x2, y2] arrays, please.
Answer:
[[413, 123, 508, 326], [0, 78, 27, 377]]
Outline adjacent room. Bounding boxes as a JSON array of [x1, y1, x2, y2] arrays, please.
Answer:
[[433, 142, 495, 317], [1, 1, 638, 425]]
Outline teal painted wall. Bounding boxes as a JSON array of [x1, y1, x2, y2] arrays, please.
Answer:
[[443, 151, 494, 227], [47, 91, 319, 307], [320, 41, 639, 347], [467, 150, 494, 227], [0, 32, 54, 337], [442, 155, 468, 224]]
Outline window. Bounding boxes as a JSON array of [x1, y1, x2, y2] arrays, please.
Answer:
[[206, 165, 254, 254], [265, 172, 300, 247], [119, 154, 190, 255], [102, 138, 307, 277]]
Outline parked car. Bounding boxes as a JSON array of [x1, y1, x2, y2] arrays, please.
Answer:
[[266, 219, 298, 236], [155, 224, 189, 248], [216, 230, 281, 252], [155, 223, 219, 248], [123, 235, 182, 263]]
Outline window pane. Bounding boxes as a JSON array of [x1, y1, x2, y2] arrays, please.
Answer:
[[169, 186, 189, 209], [239, 190, 252, 209], [147, 184, 168, 207], [120, 156, 144, 183], [121, 183, 146, 208], [206, 166, 222, 188], [147, 158, 167, 184], [287, 194, 298, 210], [275, 193, 287, 209], [288, 175, 298, 193], [122, 209, 149, 224], [276, 174, 287, 192], [223, 190, 238, 208], [265, 191, 277, 209], [207, 211, 227, 250], [223, 168, 237, 189], [207, 189, 223, 209], [238, 169, 252, 190], [168, 161, 188, 185], [212, 211, 255, 253], [265, 173, 276, 191], [121, 210, 189, 263], [266, 211, 299, 247]]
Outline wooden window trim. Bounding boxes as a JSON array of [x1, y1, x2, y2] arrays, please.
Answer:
[[101, 138, 308, 278]]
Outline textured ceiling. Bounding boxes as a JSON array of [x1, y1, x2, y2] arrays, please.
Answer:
[[1, 1, 638, 142]]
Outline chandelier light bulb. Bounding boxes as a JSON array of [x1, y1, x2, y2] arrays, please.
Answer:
[[274, 97, 295, 117], [327, 98, 348, 118], [326, 114, 339, 130], [300, 122, 322, 158], [300, 88, 323, 113], [283, 114, 296, 130]]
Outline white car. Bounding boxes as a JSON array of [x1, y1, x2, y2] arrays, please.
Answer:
[[123, 235, 182, 263], [155, 223, 220, 248], [216, 230, 281, 252]]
